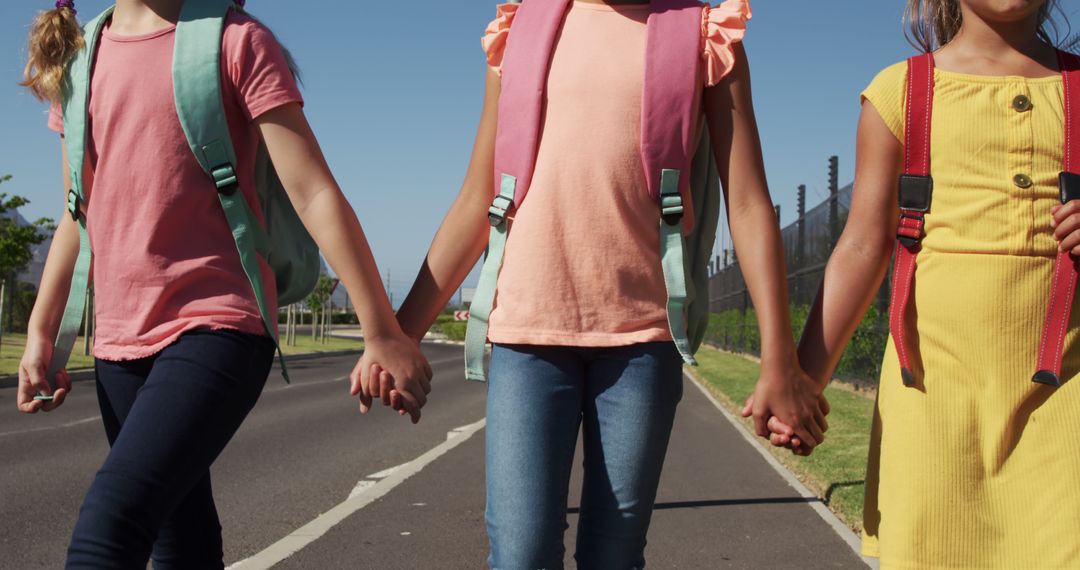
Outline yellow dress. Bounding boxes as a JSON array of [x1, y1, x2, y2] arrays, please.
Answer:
[[861, 62, 1080, 569]]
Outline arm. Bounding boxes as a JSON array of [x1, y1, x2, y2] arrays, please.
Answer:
[[17, 138, 81, 413], [796, 101, 902, 386], [255, 103, 432, 422], [704, 44, 827, 450], [394, 69, 501, 341]]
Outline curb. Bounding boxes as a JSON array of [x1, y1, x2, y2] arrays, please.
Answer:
[[683, 369, 879, 570], [0, 348, 364, 390]]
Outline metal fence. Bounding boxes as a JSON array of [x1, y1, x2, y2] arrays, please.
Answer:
[[705, 157, 890, 385]]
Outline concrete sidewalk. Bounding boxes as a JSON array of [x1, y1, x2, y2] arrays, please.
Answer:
[[270, 374, 871, 569]]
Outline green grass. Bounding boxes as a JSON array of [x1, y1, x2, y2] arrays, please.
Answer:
[[0, 333, 96, 376], [0, 332, 363, 377], [280, 334, 363, 356], [691, 346, 875, 531]]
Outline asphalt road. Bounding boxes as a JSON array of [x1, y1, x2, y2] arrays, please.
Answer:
[[0, 343, 869, 569]]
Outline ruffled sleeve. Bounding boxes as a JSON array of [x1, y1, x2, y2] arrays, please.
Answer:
[[481, 4, 519, 74], [702, 0, 752, 87]]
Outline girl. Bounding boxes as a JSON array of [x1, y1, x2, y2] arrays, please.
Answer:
[[18, 0, 431, 566], [378, 0, 828, 567], [793, 0, 1080, 567]]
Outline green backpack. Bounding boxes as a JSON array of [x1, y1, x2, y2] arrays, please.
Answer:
[[49, 0, 320, 380]]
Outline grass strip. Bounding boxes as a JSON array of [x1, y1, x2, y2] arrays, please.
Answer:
[[0, 332, 364, 377], [689, 346, 875, 532]]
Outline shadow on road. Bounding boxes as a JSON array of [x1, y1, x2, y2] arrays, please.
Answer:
[[567, 496, 822, 514]]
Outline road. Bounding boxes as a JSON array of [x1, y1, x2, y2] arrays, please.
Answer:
[[0, 343, 869, 569]]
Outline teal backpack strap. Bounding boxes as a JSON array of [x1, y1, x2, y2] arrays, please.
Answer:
[[464, 175, 516, 382], [659, 169, 697, 366], [173, 0, 288, 379], [49, 7, 113, 379]]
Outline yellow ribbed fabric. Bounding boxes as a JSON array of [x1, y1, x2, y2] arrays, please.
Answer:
[[860, 61, 1080, 570]]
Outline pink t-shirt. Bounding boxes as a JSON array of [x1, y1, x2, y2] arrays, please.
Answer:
[[49, 12, 303, 360], [481, 1, 750, 347]]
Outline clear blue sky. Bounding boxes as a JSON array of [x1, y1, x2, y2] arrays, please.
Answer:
[[0, 1, 1075, 303]]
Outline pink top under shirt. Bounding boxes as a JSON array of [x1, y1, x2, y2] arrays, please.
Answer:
[[49, 12, 303, 361], [481, 1, 750, 347]]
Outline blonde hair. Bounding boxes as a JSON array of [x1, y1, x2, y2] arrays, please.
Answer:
[[905, 0, 1075, 52], [22, 5, 84, 104]]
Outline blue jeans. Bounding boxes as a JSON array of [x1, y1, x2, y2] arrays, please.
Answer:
[[485, 342, 684, 570], [66, 329, 275, 569]]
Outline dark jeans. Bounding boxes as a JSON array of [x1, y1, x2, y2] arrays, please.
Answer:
[[66, 329, 274, 570], [485, 342, 684, 570]]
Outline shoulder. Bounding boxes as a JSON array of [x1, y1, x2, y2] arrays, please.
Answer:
[[861, 60, 911, 142], [221, 10, 282, 56], [700, 0, 752, 87], [481, 3, 519, 72]]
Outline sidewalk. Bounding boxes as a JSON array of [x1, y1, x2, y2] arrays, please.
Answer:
[[269, 374, 871, 569]]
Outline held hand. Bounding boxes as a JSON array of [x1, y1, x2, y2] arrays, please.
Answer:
[[348, 333, 432, 424], [16, 336, 71, 414], [742, 393, 829, 456], [743, 359, 828, 454], [1051, 200, 1080, 255]]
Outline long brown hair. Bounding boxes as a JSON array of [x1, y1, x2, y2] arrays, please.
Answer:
[[905, 0, 1076, 52], [22, 4, 84, 104]]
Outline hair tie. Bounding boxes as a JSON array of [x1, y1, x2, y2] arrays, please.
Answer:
[[55, 0, 76, 14]]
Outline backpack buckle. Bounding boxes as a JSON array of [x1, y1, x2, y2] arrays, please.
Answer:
[[210, 162, 239, 196], [898, 174, 933, 212], [661, 194, 684, 226], [67, 190, 81, 222], [488, 195, 514, 227], [1060, 171, 1080, 204]]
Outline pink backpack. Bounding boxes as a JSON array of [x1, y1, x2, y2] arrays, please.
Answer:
[[465, 0, 723, 380]]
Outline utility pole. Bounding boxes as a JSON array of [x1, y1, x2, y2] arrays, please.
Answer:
[[828, 156, 840, 248]]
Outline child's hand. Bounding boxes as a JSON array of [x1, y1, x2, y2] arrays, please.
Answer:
[[742, 359, 828, 454], [349, 333, 432, 424], [16, 335, 71, 414], [1051, 200, 1080, 255], [742, 394, 830, 456]]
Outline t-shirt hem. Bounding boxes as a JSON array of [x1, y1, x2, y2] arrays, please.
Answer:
[[488, 326, 672, 348], [93, 319, 270, 362]]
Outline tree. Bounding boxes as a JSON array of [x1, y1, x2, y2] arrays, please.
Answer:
[[304, 273, 336, 343], [0, 176, 56, 349]]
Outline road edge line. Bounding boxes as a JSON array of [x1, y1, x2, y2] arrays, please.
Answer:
[[684, 371, 877, 569], [227, 417, 487, 570]]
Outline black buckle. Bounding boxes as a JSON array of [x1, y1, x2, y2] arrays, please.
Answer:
[[67, 189, 81, 222], [210, 162, 240, 197], [1060, 171, 1080, 204], [898, 174, 933, 212]]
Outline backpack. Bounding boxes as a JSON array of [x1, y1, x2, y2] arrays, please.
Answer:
[[890, 51, 1080, 388], [464, 0, 721, 381], [48, 0, 320, 380]]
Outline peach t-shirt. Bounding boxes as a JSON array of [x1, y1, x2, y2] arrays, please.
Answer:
[[49, 12, 302, 360], [482, 1, 750, 347]]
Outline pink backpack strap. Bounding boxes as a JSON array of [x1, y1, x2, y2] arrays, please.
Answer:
[[642, 0, 706, 230], [492, 0, 572, 209]]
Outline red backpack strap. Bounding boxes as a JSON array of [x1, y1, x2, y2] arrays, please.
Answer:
[[890, 53, 935, 387], [641, 0, 704, 231], [1033, 50, 1080, 386]]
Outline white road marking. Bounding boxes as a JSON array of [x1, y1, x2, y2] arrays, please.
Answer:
[[0, 415, 101, 438], [685, 372, 878, 569], [226, 418, 486, 570]]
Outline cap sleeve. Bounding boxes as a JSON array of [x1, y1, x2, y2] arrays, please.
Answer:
[[861, 62, 908, 143], [702, 0, 752, 87], [481, 4, 519, 74]]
